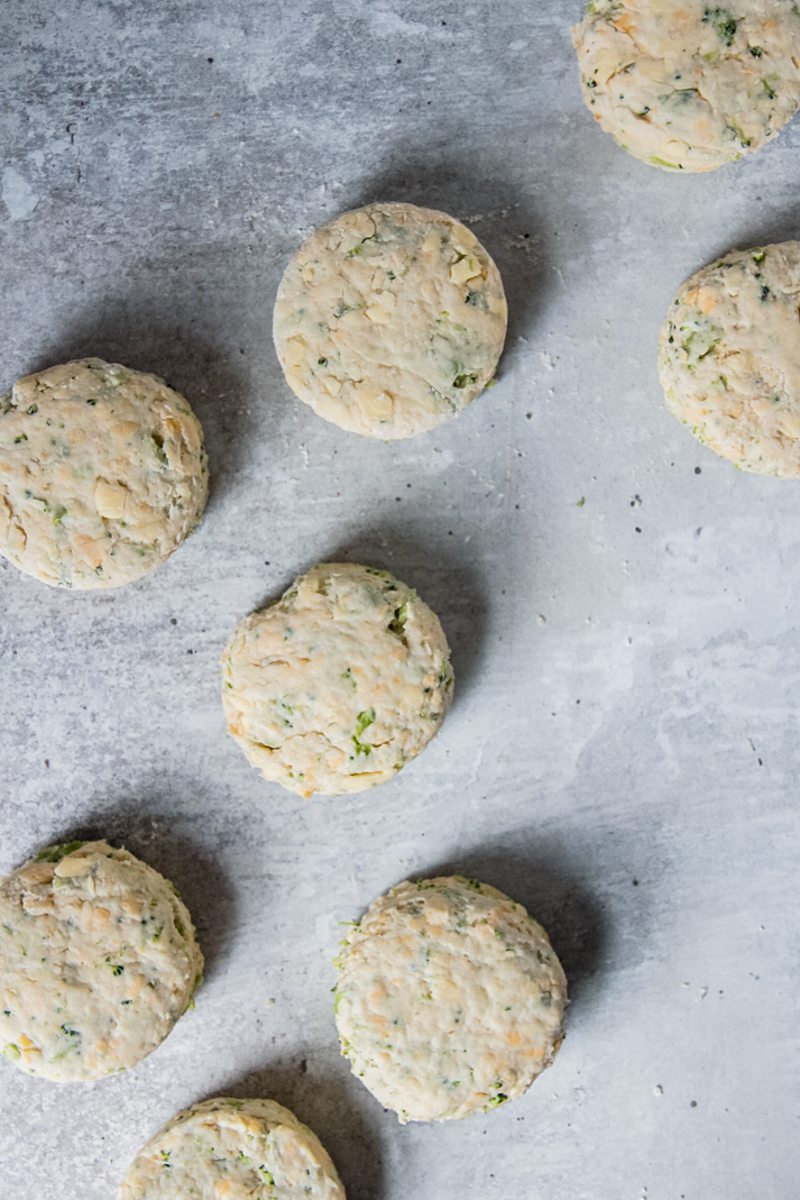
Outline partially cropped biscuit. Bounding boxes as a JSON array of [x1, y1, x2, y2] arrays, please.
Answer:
[[333, 876, 567, 1123], [273, 202, 507, 439], [119, 1096, 345, 1200], [659, 241, 800, 476], [0, 358, 208, 588], [0, 840, 202, 1082], [222, 563, 453, 797], [572, 0, 800, 172]]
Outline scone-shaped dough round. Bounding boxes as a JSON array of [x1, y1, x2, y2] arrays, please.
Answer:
[[273, 202, 507, 439], [659, 242, 800, 476], [0, 358, 208, 588], [119, 1097, 345, 1200], [572, 0, 800, 172], [222, 563, 453, 797], [0, 840, 203, 1082], [334, 876, 567, 1123]]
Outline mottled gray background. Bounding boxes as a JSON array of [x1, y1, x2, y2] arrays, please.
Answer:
[[1, 1, 799, 1197]]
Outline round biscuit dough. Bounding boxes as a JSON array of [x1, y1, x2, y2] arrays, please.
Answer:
[[273, 202, 507, 439], [222, 563, 453, 797], [333, 876, 567, 1123], [572, 0, 800, 172], [0, 358, 208, 589], [659, 241, 800, 476], [0, 840, 203, 1082], [119, 1096, 345, 1200]]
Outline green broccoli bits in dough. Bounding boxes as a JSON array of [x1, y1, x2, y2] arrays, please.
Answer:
[[572, 0, 800, 172], [0, 358, 208, 589], [273, 202, 507, 439], [222, 562, 453, 798], [119, 1097, 346, 1200], [0, 840, 203, 1082], [659, 242, 800, 476], [333, 876, 567, 1123]]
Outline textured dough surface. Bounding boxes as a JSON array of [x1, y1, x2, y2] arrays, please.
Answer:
[[273, 202, 507, 439], [0, 840, 203, 1082], [119, 1097, 345, 1200], [659, 241, 800, 476], [572, 0, 800, 172], [222, 563, 453, 797], [334, 876, 567, 1123], [0, 358, 208, 588]]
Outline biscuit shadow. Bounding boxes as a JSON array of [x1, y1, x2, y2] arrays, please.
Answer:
[[212, 1055, 385, 1200], [24, 277, 254, 514], [340, 156, 550, 378], [703, 205, 800, 265], [418, 836, 608, 1015], [36, 801, 238, 985], [311, 519, 489, 710]]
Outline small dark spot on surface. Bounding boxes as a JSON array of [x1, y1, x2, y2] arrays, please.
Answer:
[[525, 412, 532, 419], [635, 526, 642, 533], [395, 496, 401, 502], [299, 1057, 307, 1074], [396, 58, 402, 64], [264, 561, 270, 565], [523, 232, 530, 239], [207, 57, 214, 63], [575, 698, 581, 705], [170, 617, 177, 626], [44, 759, 50, 768], [690, 1100, 698, 1108], [694, 466, 702, 474], [406, 482, 411, 487], [447, 530, 453, 536], [514, 503, 520, 510], [187, 649, 194, 655], [632, 878, 639, 886]]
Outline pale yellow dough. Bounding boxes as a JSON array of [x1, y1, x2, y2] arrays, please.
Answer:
[[273, 202, 507, 439], [573, 0, 800, 172], [0, 840, 202, 1083], [222, 563, 453, 797], [334, 876, 567, 1123], [0, 358, 208, 588], [119, 1096, 345, 1200], [659, 241, 800, 476]]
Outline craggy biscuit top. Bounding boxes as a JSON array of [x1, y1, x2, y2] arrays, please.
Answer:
[[334, 876, 567, 1122], [573, 0, 800, 172], [0, 840, 203, 1082], [0, 358, 208, 588], [659, 241, 800, 476], [273, 202, 507, 438], [222, 563, 453, 797]]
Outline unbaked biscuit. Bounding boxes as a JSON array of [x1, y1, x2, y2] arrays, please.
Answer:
[[333, 876, 567, 1122], [573, 0, 800, 172], [659, 241, 800, 475], [273, 202, 507, 438], [222, 563, 453, 797], [0, 840, 202, 1082], [0, 358, 208, 588], [119, 1096, 345, 1199]]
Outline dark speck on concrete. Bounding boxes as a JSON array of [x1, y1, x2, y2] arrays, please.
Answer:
[[694, 466, 702, 474]]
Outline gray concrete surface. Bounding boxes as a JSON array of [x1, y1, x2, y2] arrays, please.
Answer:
[[1, 2, 799, 1197]]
